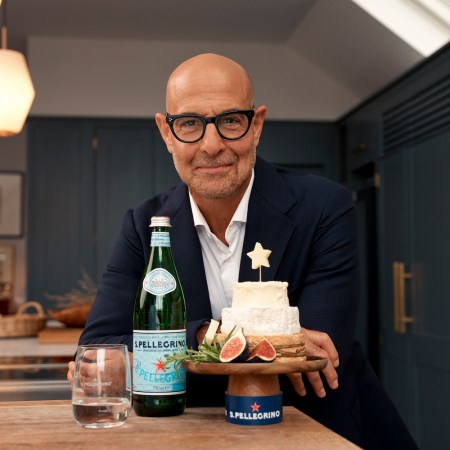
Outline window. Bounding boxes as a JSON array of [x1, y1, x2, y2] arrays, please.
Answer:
[[351, 0, 450, 56]]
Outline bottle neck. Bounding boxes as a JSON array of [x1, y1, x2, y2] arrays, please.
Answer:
[[150, 226, 171, 248]]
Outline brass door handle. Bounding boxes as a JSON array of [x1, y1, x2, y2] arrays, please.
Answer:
[[393, 262, 414, 333]]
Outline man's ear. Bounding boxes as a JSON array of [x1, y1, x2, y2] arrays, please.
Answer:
[[252, 105, 267, 147], [155, 113, 173, 152]]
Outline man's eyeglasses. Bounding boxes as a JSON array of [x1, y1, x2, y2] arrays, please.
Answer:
[[166, 110, 255, 143]]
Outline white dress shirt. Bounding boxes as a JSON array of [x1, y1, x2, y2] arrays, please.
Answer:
[[189, 171, 254, 319]]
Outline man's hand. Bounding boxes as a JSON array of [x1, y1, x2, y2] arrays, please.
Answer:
[[67, 352, 133, 388], [67, 360, 75, 386], [287, 327, 340, 398], [196, 323, 210, 344]]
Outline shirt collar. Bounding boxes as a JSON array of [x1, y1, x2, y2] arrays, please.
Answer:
[[189, 169, 254, 229]]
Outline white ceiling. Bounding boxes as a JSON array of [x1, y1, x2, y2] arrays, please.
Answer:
[[4, 0, 448, 119]]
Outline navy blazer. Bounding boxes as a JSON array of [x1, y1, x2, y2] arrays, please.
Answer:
[[80, 157, 417, 449]]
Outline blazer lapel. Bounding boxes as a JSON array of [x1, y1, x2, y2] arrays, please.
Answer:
[[240, 158, 297, 283]]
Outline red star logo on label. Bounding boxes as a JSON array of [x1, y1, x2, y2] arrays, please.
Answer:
[[154, 358, 166, 372], [250, 402, 260, 412]]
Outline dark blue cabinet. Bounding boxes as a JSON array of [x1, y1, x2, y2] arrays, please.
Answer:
[[27, 119, 337, 310], [342, 44, 450, 449], [27, 121, 95, 308], [27, 119, 179, 309]]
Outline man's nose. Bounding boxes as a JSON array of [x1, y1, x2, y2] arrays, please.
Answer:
[[199, 123, 226, 154]]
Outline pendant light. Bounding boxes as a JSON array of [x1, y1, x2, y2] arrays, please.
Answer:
[[0, 0, 35, 137]]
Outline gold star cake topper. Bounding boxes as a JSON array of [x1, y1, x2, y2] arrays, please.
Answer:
[[247, 242, 272, 281]]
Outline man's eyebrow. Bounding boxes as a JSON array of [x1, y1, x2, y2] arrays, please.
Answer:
[[171, 109, 248, 116], [221, 109, 246, 114], [167, 111, 199, 116]]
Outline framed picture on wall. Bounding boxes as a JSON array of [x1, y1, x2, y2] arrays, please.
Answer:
[[0, 172, 24, 237], [0, 244, 15, 284]]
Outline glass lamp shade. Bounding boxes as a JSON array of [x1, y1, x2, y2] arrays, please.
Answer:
[[0, 49, 35, 136]]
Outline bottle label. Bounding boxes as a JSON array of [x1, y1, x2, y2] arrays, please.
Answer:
[[143, 268, 176, 295], [151, 232, 170, 247], [133, 330, 186, 395]]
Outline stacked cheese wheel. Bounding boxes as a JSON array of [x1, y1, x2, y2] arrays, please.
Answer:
[[219, 282, 305, 363]]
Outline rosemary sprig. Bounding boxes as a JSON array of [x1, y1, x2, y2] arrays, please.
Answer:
[[164, 328, 236, 369], [164, 338, 222, 369]]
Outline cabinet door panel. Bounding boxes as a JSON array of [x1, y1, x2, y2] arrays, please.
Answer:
[[379, 132, 450, 448], [95, 125, 153, 280], [411, 132, 450, 337], [27, 122, 94, 308], [410, 131, 450, 450], [379, 149, 414, 428]]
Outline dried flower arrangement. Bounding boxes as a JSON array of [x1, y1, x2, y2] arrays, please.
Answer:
[[45, 268, 96, 327]]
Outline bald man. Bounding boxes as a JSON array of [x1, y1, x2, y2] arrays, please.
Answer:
[[156, 54, 266, 244], [75, 53, 417, 449]]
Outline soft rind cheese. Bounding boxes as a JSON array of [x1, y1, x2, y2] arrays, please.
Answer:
[[232, 281, 289, 307], [221, 306, 300, 336]]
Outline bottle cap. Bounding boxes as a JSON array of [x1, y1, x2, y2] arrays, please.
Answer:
[[150, 216, 171, 228]]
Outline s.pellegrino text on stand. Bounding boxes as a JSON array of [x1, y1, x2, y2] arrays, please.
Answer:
[[133, 216, 186, 416]]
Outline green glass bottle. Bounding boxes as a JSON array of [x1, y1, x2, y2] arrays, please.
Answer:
[[132, 216, 186, 417]]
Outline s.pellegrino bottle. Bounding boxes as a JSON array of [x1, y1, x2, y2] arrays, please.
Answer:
[[133, 216, 186, 417]]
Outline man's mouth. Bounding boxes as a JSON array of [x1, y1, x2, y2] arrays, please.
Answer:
[[194, 158, 236, 170]]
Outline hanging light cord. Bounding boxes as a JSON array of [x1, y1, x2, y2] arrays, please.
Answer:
[[1, 0, 7, 50]]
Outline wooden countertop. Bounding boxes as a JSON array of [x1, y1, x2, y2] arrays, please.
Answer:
[[0, 322, 82, 360], [0, 400, 360, 449]]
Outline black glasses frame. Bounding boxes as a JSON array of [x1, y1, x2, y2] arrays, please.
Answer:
[[165, 110, 255, 143]]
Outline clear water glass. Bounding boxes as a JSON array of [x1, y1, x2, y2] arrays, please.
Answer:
[[72, 344, 131, 428]]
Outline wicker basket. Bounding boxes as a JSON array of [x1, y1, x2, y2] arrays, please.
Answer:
[[0, 301, 47, 338]]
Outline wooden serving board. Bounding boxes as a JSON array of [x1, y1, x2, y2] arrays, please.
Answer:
[[38, 327, 83, 344], [183, 356, 327, 375], [183, 356, 328, 397]]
